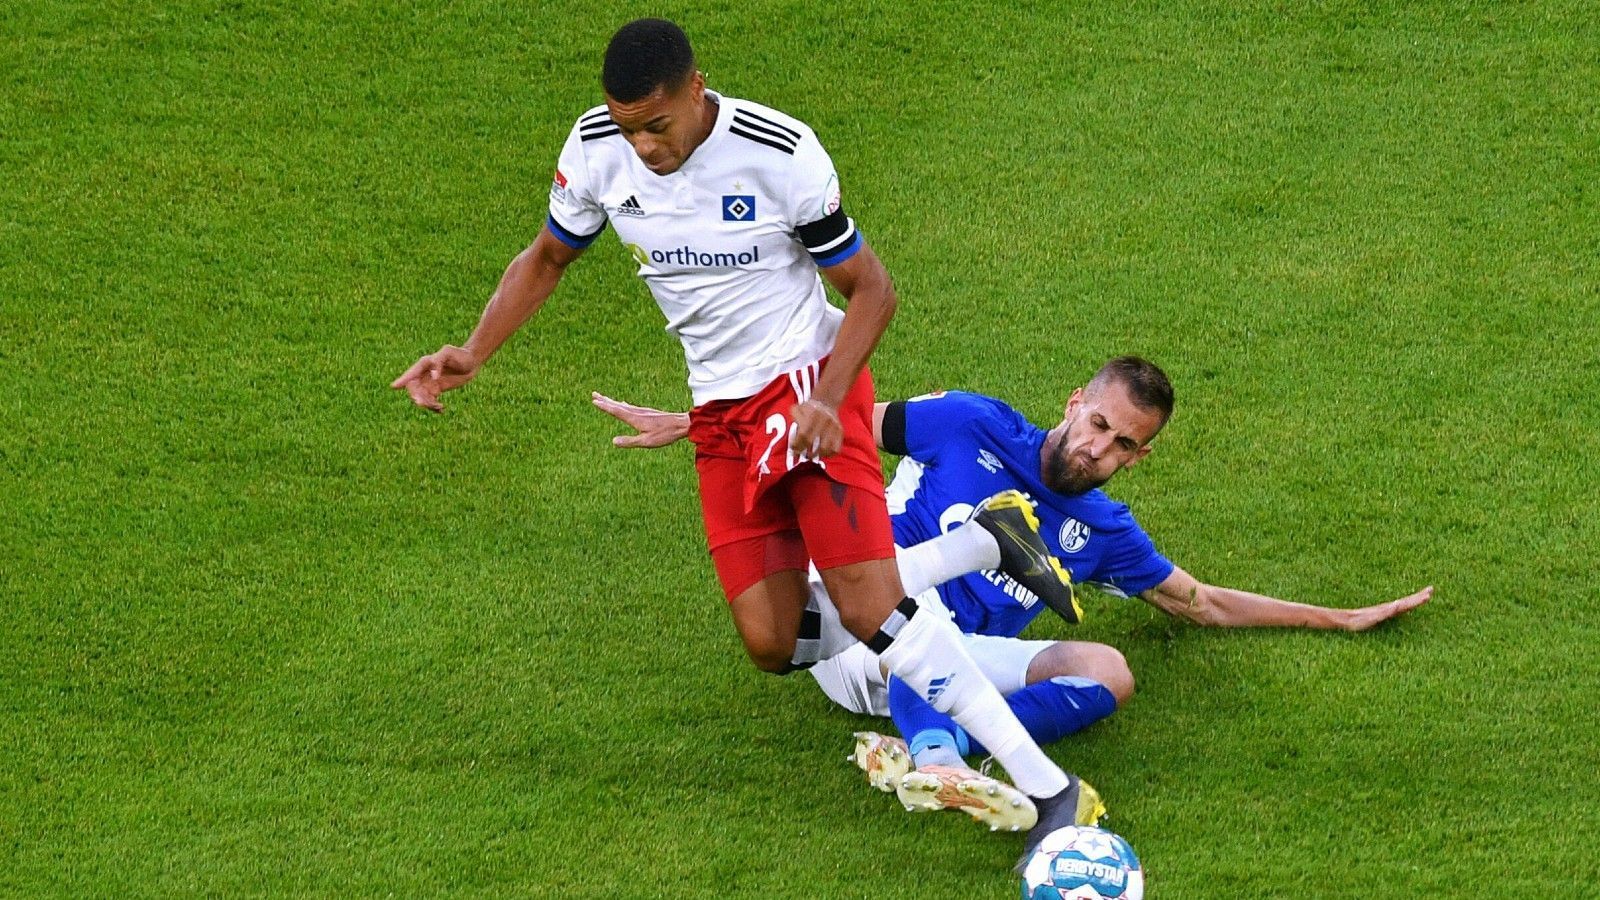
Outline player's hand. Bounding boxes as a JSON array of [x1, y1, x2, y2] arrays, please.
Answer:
[[790, 398, 843, 459], [1340, 585, 1433, 631], [391, 345, 481, 412], [591, 391, 690, 448]]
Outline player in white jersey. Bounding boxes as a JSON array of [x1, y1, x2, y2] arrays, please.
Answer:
[[392, 18, 1102, 853]]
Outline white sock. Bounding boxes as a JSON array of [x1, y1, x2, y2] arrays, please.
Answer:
[[793, 521, 1001, 670], [790, 587, 859, 668], [874, 600, 1071, 798], [894, 523, 1001, 596]]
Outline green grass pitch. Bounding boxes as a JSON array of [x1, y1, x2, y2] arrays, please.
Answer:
[[4, 1, 1598, 896]]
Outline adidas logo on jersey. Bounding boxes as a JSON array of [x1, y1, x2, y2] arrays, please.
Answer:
[[615, 195, 646, 217]]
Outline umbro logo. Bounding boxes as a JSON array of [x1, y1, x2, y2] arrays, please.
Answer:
[[615, 195, 646, 217], [977, 449, 1003, 474]]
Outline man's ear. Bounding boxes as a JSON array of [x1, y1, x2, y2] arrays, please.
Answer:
[[1064, 387, 1084, 418]]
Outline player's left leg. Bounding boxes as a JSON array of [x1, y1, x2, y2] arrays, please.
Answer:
[[1025, 641, 1134, 707], [890, 674, 1119, 763], [789, 364, 1099, 839], [888, 638, 1128, 769]]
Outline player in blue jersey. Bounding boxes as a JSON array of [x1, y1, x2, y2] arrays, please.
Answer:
[[846, 356, 1424, 810], [592, 355, 1431, 853]]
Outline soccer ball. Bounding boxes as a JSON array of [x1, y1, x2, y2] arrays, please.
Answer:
[[1020, 825, 1143, 900]]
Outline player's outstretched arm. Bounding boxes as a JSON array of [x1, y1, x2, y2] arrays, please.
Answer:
[[591, 392, 690, 448], [392, 226, 583, 412], [1139, 565, 1432, 631]]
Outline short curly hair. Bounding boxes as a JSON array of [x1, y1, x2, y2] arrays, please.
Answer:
[[602, 19, 696, 103]]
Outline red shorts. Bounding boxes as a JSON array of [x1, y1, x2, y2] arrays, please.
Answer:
[[689, 359, 895, 599]]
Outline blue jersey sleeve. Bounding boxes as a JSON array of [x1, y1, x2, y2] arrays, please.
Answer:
[[1083, 519, 1174, 599], [900, 392, 1016, 465]]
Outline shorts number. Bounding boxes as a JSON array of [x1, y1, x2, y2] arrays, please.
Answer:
[[756, 412, 824, 480], [756, 413, 792, 478]]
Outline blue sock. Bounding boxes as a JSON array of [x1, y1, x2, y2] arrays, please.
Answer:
[[889, 676, 965, 767], [963, 676, 1118, 757], [890, 674, 1118, 761]]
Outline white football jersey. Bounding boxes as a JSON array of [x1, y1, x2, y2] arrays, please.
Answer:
[[545, 90, 862, 405]]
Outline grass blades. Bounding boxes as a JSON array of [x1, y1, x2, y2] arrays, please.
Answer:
[[4, 1, 1597, 896]]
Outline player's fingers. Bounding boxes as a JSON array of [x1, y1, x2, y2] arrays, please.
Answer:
[[821, 422, 843, 456], [391, 357, 432, 389], [405, 381, 444, 413], [1353, 589, 1430, 630], [1396, 587, 1432, 609], [431, 347, 469, 379], [592, 392, 645, 422], [613, 406, 649, 426]]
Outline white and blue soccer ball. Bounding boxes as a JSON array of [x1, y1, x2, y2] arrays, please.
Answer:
[[1020, 825, 1143, 900]]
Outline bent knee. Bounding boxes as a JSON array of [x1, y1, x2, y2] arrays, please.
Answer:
[[1093, 646, 1135, 706], [744, 639, 796, 674], [1104, 664, 1135, 707], [817, 559, 905, 640], [1030, 641, 1135, 706]]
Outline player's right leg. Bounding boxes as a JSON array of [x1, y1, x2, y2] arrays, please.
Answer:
[[725, 562, 811, 672], [892, 490, 1078, 621], [788, 470, 1097, 836], [692, 409, 819, 673], [883, 637, 1113, 833], [969, 491, 1081, 623], [816, 616, 1119, 833], [849, 730, 912, 792]]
